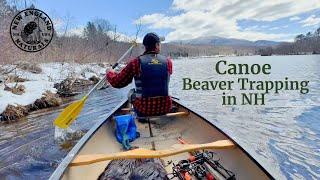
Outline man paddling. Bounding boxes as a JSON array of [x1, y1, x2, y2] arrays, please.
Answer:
[[106, 32, 173, 117]]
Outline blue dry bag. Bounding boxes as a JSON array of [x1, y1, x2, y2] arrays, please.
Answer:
[[114, 114, 139, 149]]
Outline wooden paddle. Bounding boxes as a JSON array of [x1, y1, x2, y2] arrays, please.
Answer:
[[69, 140, 235, 166], [54, 42, 137, 129]]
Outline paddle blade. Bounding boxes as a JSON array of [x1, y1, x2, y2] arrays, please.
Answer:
[[54, 96, 87, 129]]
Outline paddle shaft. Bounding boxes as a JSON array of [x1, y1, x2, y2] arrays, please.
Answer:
[[70, 140, 235, 166], [85, 44, 136, 97]]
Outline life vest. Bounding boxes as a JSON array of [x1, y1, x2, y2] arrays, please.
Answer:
[[134, 53, 169, 98]]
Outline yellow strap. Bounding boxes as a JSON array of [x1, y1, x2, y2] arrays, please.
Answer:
[[70, 140, 235, 166]]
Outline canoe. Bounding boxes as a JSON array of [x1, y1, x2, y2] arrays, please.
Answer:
[[50, 99, 274, 180]]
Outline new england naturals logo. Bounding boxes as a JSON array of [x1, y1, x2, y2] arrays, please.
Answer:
[[10, 8, 53, 52]]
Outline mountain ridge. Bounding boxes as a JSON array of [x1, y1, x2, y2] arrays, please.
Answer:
[[169, 36, 283, 47]]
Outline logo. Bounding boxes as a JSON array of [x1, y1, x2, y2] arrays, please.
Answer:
[[149, 58, 162, 65], [10, 8, 54, 52]]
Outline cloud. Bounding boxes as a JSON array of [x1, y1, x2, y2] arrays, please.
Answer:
[[52, 18, 64, 29], [57, 26, 141, 42], [54, 26, 84, 36], [289, 16, 301, 21], [52, 17, 82, 36], [66, 27, 84, 36], [171, 0, 320, 21], [136, 0, 320, 41], [299, 15, 320, 27], [106, 31, 143, 42], [243, 25, 260, 31], [54, 22, 140, 42], [270, 27, 280, 30]]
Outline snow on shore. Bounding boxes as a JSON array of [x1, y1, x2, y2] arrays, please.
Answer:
[[0, 81, 56, 113], [0, 62, 107, 114], [13, 62, 107, 83]]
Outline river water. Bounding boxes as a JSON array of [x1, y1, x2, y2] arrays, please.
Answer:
[[170, 55, 320, 180], [0, 87, 130, 179], [0, 55, 319, 180]]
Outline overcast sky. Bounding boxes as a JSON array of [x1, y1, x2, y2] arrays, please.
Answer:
[[28, 0, 320, 42]]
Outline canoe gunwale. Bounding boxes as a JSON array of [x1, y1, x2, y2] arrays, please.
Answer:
[[49, 98, 128, 180]]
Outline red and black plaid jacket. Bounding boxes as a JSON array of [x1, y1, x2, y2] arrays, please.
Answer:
[[107, 54, 173, 117]]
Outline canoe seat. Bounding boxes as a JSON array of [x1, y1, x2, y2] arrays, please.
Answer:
[[120, 107, 189, 119], [120, 104, 187, 118], [70, 140, 235, 167]]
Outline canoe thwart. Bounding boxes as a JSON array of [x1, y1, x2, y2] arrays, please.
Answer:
[[120, 108, 131, 112], [69, 139, 235, 167], [137, 111, 189, 120]]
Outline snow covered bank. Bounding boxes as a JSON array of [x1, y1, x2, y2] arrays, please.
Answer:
[[5, 62, 107, 83], [0, 62, 108, 116], [0, 81, 56, 114]]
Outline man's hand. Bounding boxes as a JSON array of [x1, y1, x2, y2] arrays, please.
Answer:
[[106, 69, 116, 78], [106, 69, 116, 83], [106, 69, 115, 75]]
